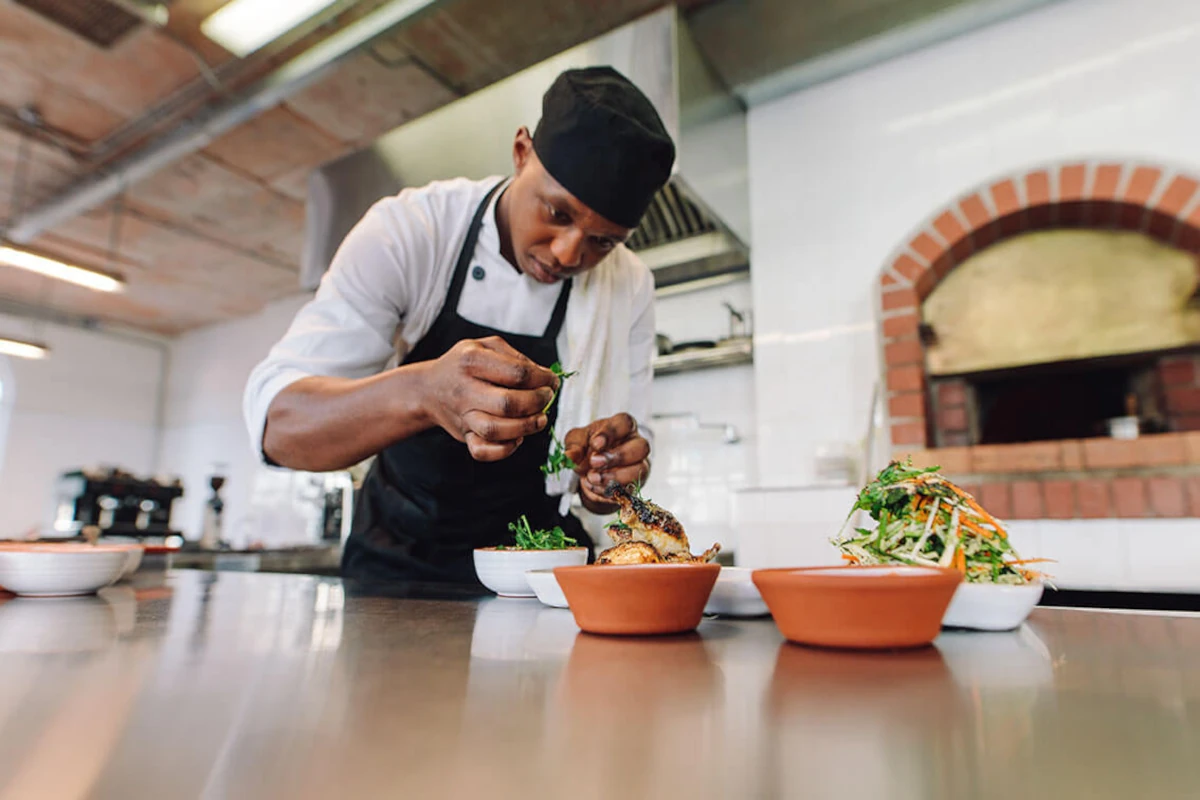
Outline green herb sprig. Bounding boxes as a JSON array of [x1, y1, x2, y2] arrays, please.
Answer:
[[541, 362, 578, 478], [497, 514, 578, 550]]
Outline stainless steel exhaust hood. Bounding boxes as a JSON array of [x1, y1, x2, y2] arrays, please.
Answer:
[[300, 6, 750, 292]]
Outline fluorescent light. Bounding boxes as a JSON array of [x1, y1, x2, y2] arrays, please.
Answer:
[[0, 337, 49, 360], [201, 0, 340, 57], [0, 247, 124, 293]]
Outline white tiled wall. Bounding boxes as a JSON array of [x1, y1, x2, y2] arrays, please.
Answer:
[[739, 0, 1200, 588]]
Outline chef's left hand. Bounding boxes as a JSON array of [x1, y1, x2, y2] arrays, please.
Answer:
[[564, 413, 650, 510]]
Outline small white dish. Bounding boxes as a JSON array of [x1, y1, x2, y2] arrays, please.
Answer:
[[118, 545, 145, 578], [942, 581, 1044, 632], [473, 547, 589, 597], [704, 566, 769, 617], [525, 568, 570, 608], [0, 543, 130, 597]]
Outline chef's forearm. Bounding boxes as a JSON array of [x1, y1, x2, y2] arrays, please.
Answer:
[[262, 365, 434, 471]]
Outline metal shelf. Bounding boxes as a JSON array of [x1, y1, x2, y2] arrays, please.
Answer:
[[652, 336, 753, 377]]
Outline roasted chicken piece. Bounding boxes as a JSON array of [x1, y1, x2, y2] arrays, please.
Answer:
[[595, 541, 663, 565], [597, 481, 720, 564]]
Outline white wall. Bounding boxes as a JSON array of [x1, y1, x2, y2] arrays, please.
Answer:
[[0, 317, 164, 538], [737, 0, 1200, 586], [159, 293, 312, 545]]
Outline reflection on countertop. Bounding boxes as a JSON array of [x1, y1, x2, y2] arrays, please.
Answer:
[[0, 570, 1199, 798]]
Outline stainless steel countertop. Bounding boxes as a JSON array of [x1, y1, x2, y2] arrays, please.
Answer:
[[1, 570, 1198, 799]]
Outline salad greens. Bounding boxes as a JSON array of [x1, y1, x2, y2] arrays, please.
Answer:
[[830, 460, 1050, 585], [497, 514, 578, 550]]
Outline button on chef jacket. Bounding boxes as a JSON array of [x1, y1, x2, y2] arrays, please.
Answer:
[[243, 176, 657, 471]]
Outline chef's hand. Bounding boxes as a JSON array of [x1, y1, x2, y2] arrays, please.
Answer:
[[420, 336, 558, 461], [564, 413, 651, 513]]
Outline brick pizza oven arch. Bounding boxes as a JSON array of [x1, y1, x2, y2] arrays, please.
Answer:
[[879, 161, 1200, 451]]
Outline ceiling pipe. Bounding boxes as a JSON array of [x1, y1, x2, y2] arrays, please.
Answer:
[[5, 0, 440, 245]]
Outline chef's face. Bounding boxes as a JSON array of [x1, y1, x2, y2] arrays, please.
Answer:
[[506, 128, 633, 284]]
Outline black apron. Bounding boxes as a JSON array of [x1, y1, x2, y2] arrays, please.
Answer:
[[343, 182, 591, 586]]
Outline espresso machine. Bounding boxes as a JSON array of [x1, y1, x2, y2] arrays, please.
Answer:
[[51, 467, 184, 539]]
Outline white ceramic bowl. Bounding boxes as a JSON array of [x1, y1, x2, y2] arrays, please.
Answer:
[[526, 568, 570, 608], [473, 548, 589, 597], [704, 566, 769, 617], [118, 545, 145, 578], [0, 544, 130, 597], [942, 581, 1045, 632]]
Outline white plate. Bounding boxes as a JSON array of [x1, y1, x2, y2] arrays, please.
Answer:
[[941, 581, 1044, 632], [704, 567, 769, 617], [0, 544, 130, 597], [473, 548, 589, 597], [526, 568, 570, 608]]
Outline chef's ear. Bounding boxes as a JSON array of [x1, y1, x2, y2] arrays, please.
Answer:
[[512, 127, 533, 173]]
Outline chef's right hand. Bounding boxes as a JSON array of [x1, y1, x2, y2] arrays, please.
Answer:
[[419, 336, 559, 461]]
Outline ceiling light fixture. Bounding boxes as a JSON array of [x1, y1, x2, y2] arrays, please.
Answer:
[[0, 246, 125, 293], [0, 336, 49, 361], [201, 0, 340, 57]]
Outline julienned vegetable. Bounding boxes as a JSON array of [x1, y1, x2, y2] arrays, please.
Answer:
[[831, 461, 1052, 585], [498, 514, 578, 550], [541, 362, 578, 478]]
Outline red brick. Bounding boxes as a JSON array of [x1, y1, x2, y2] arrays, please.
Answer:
[[1166, 387, 1200, 413], [889, 391, 925, 419], [971, 442, 1062, 473], [910, 233, 944, 264], [1044, 480, 1076, 519], [979, 483, 1012, 520], [881, 287, 919, 311], [1176, 414, 1200, 432], [974, 221, 999, 248], [1010, 481, 1044, 519], [1147, 211, 1176, 241], [1082, 438, 1139, 469], [915, 268, 937, 300], [931, 253, 955, 279], [1148, 477, 1186, 518], [924, 447, 971, 475], [884, 338, 923, 366], [990, 180, 1021, 216], [1060, 440, 1084, 471], [891, 420, 927, 446], [1076, 480, 1112, 519], [959, 194, 991, 228], [1118, 203, 1146, 231], [933, 211, 967, 247], [959, 483, 983, 503], [1112, 478, 1148, 518], [1092, 164, 1123, 200], [937, 381, 966, 407], [1159, 358, 1195, 387], [880, 271, 900, 289], [1184, 432, 1200, 464], [1157, 175, 1200, 216], [892, 254, 926, 281], [1025, 171, 1051, 205], [997, 211, 1026, 237], [938, 406, 968, 432], [1124, 166, 1162, 204], [882, 313, 919, 339], [1059, 164, 1087, 201], [887, 365, 924, 393], [1133, 433, 1187, 467], [1187, 477, 1200, 517]]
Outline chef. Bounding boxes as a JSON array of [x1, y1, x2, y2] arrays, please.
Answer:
[[243, 66, 675, 585]]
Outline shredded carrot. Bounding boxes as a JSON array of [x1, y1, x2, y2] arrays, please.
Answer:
[[953, 546, 966, 573], [1005, 558, 1054, 566]]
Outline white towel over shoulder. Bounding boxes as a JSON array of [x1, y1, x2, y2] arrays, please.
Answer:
[[545, 247, 652, 515]]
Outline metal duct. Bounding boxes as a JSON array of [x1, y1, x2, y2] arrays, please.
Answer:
[[5, 0, 440, 245]]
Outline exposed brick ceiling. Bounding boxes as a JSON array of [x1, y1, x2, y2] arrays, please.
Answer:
[[0, 0, 722, 335], [0, 0, 976, 336]]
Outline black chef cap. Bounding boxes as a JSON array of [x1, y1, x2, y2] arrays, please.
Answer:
[[532, 66, 675, 229]]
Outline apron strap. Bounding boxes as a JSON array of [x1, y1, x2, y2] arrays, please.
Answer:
[[543, 277, 572, 340]]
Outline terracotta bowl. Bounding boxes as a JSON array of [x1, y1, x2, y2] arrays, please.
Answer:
[[553, 563, 720, 636], [753, 565, 962, 650]]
